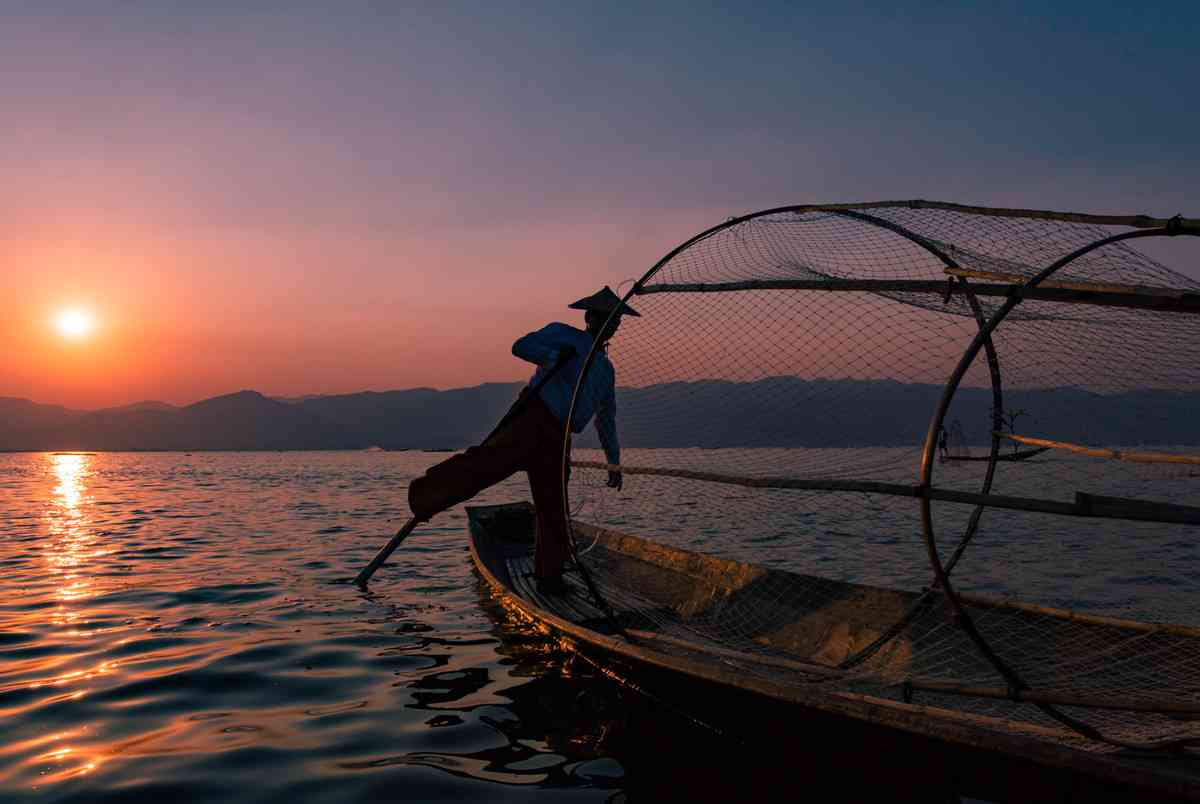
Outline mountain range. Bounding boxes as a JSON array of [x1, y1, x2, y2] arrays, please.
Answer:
[[3, 379, 1198, 451]]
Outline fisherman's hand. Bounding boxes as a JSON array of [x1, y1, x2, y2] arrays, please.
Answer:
[[606, 470, 623, 490]]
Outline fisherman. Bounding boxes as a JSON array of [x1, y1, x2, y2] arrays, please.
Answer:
[[407, 286, 636, 595]]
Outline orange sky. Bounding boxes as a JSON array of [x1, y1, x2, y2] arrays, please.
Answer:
[[4, 202, 715, 409], [5, 6, 1196, 410]]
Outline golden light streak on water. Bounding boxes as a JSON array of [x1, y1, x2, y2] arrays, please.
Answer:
[[50, 453, 87, 510], [14, 455, 114, 786], [42, 453, 109, 610], [21, 659, 120, 691], [9, 725, 104, 789]]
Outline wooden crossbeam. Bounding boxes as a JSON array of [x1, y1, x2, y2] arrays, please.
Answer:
[[571, 461, 1200, 525], [635, 278, 1200, 314], [942, 267, 1188, 297]]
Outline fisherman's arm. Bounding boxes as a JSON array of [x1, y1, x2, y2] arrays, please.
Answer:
[[512, 324, 579, 367], [595, 385, 622, 490]]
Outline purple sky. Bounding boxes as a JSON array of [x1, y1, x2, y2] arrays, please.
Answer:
[[4, 2, 1197, 408]]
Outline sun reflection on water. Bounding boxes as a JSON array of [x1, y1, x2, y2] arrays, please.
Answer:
[[43, 453, 106, 607], [51, 453, 88, 510], [21, 455, 112, 786]]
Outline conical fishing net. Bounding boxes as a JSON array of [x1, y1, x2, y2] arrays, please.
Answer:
[[561, 201, 1200, 752]]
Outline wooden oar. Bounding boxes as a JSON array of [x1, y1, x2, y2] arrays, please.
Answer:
[[354, 517, 422, 586], [354, 348, 576, 587]]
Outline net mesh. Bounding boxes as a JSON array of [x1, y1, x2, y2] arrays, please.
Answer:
[[563, 203, 1200, 752]]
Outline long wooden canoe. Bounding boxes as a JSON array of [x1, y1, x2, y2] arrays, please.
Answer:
[[467, 501, 1200, 802]]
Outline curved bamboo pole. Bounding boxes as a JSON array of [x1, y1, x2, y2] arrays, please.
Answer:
[[917, 226, 1188, 749], [563, 203, 1197, 745], [942, 279, 1005, 576]]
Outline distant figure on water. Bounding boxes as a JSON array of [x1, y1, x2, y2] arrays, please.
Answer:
[[407, 286, 636, 595]]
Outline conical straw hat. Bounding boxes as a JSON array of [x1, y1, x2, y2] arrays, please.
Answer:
[[567, 286, 641, 317]]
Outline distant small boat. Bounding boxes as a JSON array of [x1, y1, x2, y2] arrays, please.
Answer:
[[940, 419, 1049, 463], [942, 446, 1050, 463]]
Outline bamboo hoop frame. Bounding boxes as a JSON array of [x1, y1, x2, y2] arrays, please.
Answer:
[[561, 201, 1200, 750], [917, 225, 1199, 747]]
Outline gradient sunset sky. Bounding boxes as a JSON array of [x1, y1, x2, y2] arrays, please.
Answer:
[[5, 2, 1197, 409]]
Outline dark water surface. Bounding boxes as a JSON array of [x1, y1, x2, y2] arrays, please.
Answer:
[[0, 452, 990, 802]]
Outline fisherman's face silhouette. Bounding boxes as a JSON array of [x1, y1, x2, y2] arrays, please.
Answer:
[[586, 310, 621, 344]]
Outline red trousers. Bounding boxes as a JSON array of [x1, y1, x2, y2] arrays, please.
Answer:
[[407, 391, 572, 578]]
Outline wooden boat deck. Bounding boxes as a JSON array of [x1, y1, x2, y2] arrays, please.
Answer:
[[468, 501, 1200, 801]]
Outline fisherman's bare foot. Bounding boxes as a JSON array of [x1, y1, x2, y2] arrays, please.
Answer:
[[535, 574, 571, 596]]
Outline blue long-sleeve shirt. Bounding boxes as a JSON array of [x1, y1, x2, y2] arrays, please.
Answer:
[[512, 322, 620, 467]]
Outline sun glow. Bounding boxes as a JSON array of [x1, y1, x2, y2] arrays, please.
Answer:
[[55, 308, 95, 339]]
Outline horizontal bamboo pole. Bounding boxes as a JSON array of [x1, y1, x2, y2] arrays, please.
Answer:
[[626, 629, 842, 678], [571, 461, 917, 496], [634, 278, 1200, 314], [907, 680, 1200, 716], [1076, 493, 1200, 526], [955, 592, 1200, 639], [871, 201, 1196, 230], [631, 628, 1200, 716], [925, 487, 1078, 517], [571, 461, 1198, 524], [721, 200, 1197, 230], [943, 267, 1189, 297], [998, 433, 1200, 466], [638, 279, 952, 295], [832, 691, 1085, 742]]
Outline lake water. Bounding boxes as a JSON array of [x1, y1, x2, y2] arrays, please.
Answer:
[[2, 450, 1192, 801]]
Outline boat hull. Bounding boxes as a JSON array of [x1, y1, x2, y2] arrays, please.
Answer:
[[467, 501, 1200, 802]]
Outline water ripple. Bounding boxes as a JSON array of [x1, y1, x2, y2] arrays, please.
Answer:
[[0, 452, 629, 802]]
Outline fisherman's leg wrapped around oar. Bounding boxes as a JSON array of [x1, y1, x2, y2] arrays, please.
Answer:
[[407, 390, 572, 578]]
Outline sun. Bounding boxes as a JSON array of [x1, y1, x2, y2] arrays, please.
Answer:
[[55, 308, 95, 340]]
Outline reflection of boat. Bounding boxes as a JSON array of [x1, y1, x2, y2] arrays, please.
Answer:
[[468, 501, 1200, 802]]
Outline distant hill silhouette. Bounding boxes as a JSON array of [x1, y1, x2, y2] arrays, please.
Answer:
[[2, 379, 1199, 451], [0, 398, 86, 450], [575, 378, 1200, 449], [0, 391, 349, 451], [291, 384, 527, 449]]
